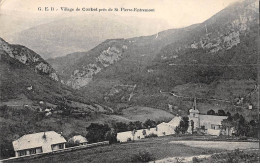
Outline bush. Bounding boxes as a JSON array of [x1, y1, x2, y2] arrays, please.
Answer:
[[192, 157, 201, 163], [175, 157, 185, 163], [0, 141, 15, 159], [86, 123, 110, 143], [66, 141, 78, 148], [145, 133, 158, 138], [131, 151, 155, 163], [209, 149, 259, 163]]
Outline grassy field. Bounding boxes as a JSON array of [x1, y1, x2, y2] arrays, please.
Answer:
[[121, 106, 174, 122], [10, 136, 226, 163], [169, 140, 259, 151], [194, 149, 259, 163]]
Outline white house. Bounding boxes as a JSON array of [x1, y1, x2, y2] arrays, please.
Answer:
[[68, 135, 88, 146], [12, 131, 66, 157]]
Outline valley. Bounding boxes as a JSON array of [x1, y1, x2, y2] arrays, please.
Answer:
[[0, 0, 259, 162]]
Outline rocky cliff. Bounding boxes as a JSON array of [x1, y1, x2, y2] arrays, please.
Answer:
[[159, 0, 258, 60], [0, 38, 59, 81], [60, 39, 129, 89]]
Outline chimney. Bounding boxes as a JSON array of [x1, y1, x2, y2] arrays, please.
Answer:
[[42, 132, 47, 139]]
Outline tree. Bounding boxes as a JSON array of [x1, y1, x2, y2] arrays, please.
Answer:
[[0, 140, 15, 159], [112, 122, 128, 132], [236, 115, 249, 136], [180, 117, 189, 134], [133, 121, 143, 130], [248, 120, 259, 138], [174, 126, 181, 135], [143, 119, 157, 128], [217, 109, 226, 116], [221, 118, 234, 136], [207, 109, 215, 115], [175, 117, 189, 134], [191, 120, 194, 134], [226, 112, 231, 117], [56, 102, 72, 116], [86, 123, 110, 143], [105, 128, 117, 144], [128, 122, 135, 131], [233, 113, 240, 121]]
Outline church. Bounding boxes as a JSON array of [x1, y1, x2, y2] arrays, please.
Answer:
[[187, 98, 228, 136]]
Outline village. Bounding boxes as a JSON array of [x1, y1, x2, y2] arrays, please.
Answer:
[[2, 97, 257, 163]]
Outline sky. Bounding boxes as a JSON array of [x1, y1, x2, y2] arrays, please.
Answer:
[[1, 0, 241, 29]]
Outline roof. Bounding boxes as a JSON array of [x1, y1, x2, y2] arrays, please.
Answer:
[[168, 116, 182, 126], [69, 135, 88, 143], [157, 117, 182, 129], [12, 131, 66, 151]]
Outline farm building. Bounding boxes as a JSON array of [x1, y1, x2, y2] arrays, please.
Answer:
[[68, 135, 88, 146], [117, 116, 182, 142], [12, 131, 66, 157]]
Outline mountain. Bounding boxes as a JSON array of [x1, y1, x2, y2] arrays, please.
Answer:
[[0, 37, 94, 106], [154, 0, 258, 83], [6, 15, 170, 59], [51, 0, 258, 119], [0, 38, 59, 80], [49, 24, 200, 88]]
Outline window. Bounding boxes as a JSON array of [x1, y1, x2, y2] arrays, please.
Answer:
[[30, 148, 36, 154], [52, 143, 64, 150], [18, 150, 27, 156], [36, 147, 43, 153], [58, 144, 64, 149]]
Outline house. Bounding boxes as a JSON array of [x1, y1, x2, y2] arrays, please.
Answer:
[[68, 135, 88, 146], [12, 131, 66, 157], [187, 98, 228, 136]]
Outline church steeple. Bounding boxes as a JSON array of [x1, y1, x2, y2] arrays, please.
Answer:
[[189, 97, 199, 115], [193, 97, 197, 110]]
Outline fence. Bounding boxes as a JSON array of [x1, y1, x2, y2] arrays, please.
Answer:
[[1, 141, 109, 163]]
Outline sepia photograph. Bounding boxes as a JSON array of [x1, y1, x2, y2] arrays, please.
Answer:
[[0, 0, 259, 163]]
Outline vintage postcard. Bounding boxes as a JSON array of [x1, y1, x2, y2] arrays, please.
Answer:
[[0, 0, 259, 163]]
